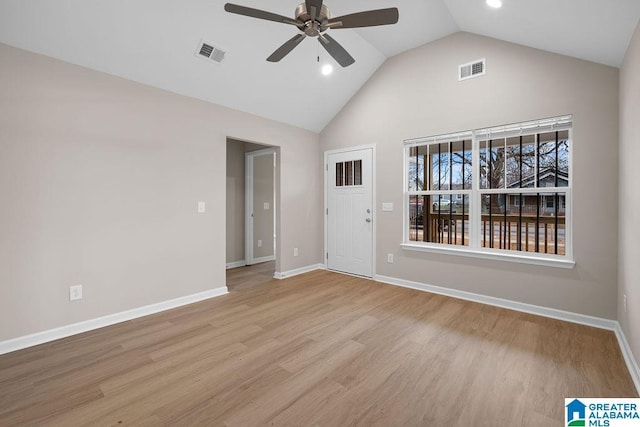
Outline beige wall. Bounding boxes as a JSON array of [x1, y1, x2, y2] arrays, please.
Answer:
[[619, 21, 640, 372], [321, 32, 619, 319], [252, 152, 275, 260], [0, 43, 322, 341]]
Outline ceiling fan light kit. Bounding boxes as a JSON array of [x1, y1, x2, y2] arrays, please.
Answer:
[[224, 1, 399, 67]]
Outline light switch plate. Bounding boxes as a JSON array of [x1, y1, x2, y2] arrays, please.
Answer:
[[264, 202, 269, 210], [382, 202, 393, 212], [197, 202, 206, 213]]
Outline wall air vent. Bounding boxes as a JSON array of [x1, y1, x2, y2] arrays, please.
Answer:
[[196, 40, 226, 64], [458, 58, 486, 81]]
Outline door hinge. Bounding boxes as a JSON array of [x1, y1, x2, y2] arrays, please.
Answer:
[[326, 252, 328, 259], [325, 164, 328, 171], [326, 208, 328, 215]]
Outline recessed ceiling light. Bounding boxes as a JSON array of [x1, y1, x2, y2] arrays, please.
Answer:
[[486, 0, 502, 8], [321, 64, 333, 76]]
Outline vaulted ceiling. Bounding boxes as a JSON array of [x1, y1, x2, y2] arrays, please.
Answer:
[[1, 0, 639, 132]]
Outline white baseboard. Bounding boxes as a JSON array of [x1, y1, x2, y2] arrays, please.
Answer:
[[614, 323, 640, 394], [227, 256, 275, 269], [375, 274, 640, 394], [226, 260, 246, 269], [248, 255, 275, 265], [0, 286, 229, 355], [374, 274, 617, 330], [274, 263, 325, 279]]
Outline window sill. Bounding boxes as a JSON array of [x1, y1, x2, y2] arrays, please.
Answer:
[[400, 243, 575, 269]]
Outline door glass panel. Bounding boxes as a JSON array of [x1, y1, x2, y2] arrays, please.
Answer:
[[335, 160, 363, 187], [354, 160, 362, 185], [345, 161, 353, 185]]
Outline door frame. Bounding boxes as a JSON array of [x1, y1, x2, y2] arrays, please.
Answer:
[[324, 144, 376, 277], [245, 147, 277, 265]]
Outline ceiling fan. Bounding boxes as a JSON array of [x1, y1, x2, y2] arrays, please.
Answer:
[[224, 1, 399, 67]]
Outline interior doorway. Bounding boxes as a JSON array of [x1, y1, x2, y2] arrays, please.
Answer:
[[225, 138, 278, 279], [245, 148, 276, 265]]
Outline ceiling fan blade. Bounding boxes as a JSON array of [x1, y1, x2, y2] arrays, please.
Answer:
[[327, 8, 399, 29], [305, 0, 324, 20], [224, 3, 300, 26], [318, 34, 354, 67], [267, 34, 307, 62]]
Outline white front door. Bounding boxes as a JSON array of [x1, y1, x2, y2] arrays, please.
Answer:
[[327, 147, 373, 277]]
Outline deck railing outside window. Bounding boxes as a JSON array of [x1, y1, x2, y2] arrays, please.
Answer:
[[405, 116, 572, 260]]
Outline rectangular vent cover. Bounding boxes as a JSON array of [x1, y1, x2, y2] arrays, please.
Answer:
[[196, 40, 226, 64], [458, 58, 486, 81]]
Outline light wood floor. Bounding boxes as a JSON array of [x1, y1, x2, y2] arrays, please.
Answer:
[[226, 260, 275, 292], [0, 265, 636, 426]]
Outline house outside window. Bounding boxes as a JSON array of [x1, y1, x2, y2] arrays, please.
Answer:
[[404, 115, 572, 265]]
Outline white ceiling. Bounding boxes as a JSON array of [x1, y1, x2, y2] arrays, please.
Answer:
[[1, 0, 639, 133]]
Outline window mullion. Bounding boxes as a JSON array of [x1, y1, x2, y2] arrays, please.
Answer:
[[566, 130, 573, 259], [471, 132, 480, 250], [403, 147, 409, 244]]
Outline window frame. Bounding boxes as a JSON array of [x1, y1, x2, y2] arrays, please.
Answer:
[[405, 134, 474, 247], [402, 116, 574, 269]]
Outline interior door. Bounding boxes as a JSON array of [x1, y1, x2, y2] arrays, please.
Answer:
[[245, 148, 276, 265], [327, 148, 373, 277]]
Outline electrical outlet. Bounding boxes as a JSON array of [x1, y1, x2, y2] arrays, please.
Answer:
[[197, 201, 206, 213], [387, 253, 394, 263], [69, 285, 83, 301], [293, 247, 299, 257], [624, 294, 627, 313], [257, 239, 262, 248]]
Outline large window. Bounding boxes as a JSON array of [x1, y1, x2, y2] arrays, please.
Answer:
[[404, 116, 572, 264]]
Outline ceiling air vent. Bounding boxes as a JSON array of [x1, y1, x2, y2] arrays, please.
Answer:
[[458, 58, 486, 81], [196, 40, 226, 64]]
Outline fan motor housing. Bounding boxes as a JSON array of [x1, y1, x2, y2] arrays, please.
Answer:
[[295, 3, 330, 20], [296, 3, 330, 37]]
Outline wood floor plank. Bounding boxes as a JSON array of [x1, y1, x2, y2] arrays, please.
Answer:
[[224, 339, 365, 427], [99, 341, 248, 396], [158, 364, 293, 425], [0, 261, 636, 426]]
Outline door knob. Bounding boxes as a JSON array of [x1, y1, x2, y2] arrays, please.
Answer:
[[366, 218, 371, 223]]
